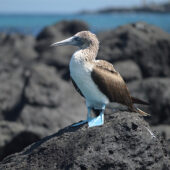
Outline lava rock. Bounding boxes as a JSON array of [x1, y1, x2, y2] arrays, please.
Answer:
[[152, 125, 170, 156], [0, 62, 87, 161], [0, 121, 40, 161], [17, 102, 86, 134], [0, 68, 25, 121], [128, 78, 170, 125], [12, 63, 86, 133], [114, 60, 142, 82], [98, 22, 170, 78], [0, 33, 37, 69], [36, 20, 89, 42], [152, 125, 170, 140], [0, 111, 169, 169], [25, 63, 69, 107], [23, 63, 86, 126]]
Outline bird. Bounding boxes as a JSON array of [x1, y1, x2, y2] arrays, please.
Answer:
[[51, 31, 149, 128]]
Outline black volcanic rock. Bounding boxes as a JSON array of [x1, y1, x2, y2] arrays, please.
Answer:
[[12, 64, 86, 133], [0, 63, 86, 161], [0, 68, 25, 121], [0, 111, 169, 170], [36, 20, 89, 41], [35, 20, 89, 80], [0, 61, 86, 130], [98, 22, 170, 78], [23, 63, 86, 126], [128, 78, 170, 125], [25, 63, 69, 107], [0, 121, 40, 161], [0, 33, 37, 69], [114, 60, 142, 82]]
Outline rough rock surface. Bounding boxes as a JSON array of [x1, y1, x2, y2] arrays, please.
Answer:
[[114, 60, 142, 82], [128, 78, 170, 125], [152, 125, 170, 140], [98, 22, 170, 78], [0, 63, 86, 129], [20, 63, 86, 129], [0, 33, 37, 69], [0, 111, 169, 170], [0, 68, 25, 121], [0, 121, 40, 161]]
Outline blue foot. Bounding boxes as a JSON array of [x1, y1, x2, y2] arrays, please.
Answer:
[[72, 120, 87, 127], [88, 113, 104, 127]]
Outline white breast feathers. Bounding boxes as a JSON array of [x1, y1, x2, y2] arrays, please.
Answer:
[[69, 51, 109, 109]]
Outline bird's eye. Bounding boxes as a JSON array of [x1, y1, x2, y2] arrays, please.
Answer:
[[74, 37, 80, 41]]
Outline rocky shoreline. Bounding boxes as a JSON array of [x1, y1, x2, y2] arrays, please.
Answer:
[[0, 20, 170, 169]]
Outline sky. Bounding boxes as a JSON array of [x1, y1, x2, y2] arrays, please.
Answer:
[[0, 0, 169, 14]]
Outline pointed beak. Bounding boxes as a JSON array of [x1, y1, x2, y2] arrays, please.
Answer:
[[50, 36, 76, 47]]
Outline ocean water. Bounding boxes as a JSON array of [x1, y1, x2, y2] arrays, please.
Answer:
[[0, 13, 170, 36]]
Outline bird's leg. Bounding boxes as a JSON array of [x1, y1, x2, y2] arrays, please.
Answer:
[[87, 107, 92, 121], [88, 105, 105, 127], [72, 120, 87, 127], [72, 107, 91, 127]]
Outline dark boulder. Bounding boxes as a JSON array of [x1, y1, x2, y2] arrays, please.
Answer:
[[25, 63, 69, 107], [98, 22, 170, 78], [0, 68, 25, 121], [114, 60, 142, 82], [23, 64, 86, 128], [17, 102, 86, 135], [0, 61, 86, 148], [0, 111, 169, 169], [36, 20, 89, 41], [0, 33, 37, 69], [0, 121, 40, 161], [152, 125, 170, 156], [0, 63, 86, 161], [11, 63, 86, 133], [128, 78, 170, 125]]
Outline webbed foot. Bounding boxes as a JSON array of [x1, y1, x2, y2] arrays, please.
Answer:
[[88, 112, 104, 127]]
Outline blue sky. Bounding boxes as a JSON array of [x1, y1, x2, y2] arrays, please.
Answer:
[[0, 0, 168, 14]]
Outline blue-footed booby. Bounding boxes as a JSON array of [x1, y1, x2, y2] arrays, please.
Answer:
[[51, 31, 149, 127]]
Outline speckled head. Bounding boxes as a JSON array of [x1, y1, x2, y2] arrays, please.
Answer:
[[74, 31, 99, 49], [51, 31, 99, 50]]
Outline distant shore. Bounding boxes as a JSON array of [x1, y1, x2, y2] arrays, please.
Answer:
[[80, 2, 170, 14]]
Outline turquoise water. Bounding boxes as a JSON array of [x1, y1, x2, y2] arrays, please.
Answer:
[[0, 13, 170, 36]]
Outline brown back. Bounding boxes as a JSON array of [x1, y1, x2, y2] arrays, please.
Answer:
[[91, 60, 133, 107]]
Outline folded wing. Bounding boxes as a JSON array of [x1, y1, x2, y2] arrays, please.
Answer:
[[91, 60, 133, 107]]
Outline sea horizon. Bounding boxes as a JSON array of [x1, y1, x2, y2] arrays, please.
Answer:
[[0, 12, 170, 36]]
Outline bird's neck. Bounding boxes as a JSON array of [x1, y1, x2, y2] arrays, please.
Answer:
[[74, 43, 99, 62]]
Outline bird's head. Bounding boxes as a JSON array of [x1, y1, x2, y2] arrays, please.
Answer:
[[51, 31, 99, 49]]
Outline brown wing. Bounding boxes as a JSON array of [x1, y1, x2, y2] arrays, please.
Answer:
[[71, 77, 84, 98], [91, 60, 133, 107], [94, 60, 117, 73]]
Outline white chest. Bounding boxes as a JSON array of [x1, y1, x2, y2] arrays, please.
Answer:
[[69, 52, 109, 108]]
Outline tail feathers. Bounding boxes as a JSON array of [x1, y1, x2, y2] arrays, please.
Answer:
[[131, 96, 149, 105], [129, 106, 150, 116], [136, 108, 150, 117]]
